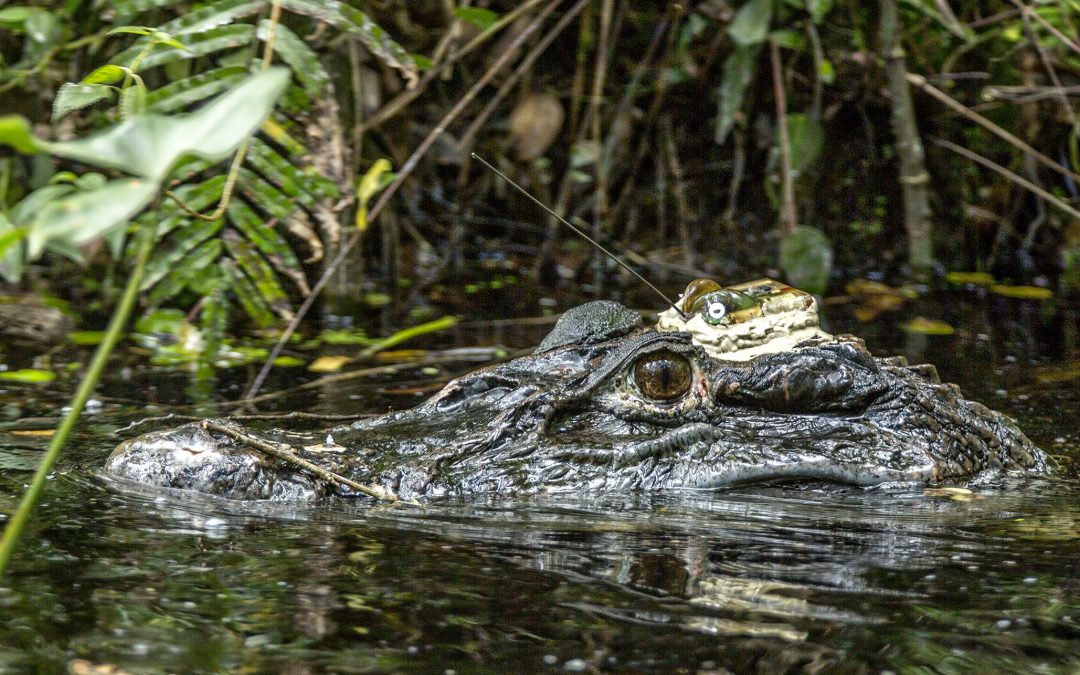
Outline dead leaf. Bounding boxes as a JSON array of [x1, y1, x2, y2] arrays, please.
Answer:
[[902, 317, 955, 336], [509, 93, 564, 161], [990, 284, 1053, 300], [309, 355, 353, 372]]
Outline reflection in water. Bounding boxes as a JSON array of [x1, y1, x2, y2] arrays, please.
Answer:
[[3, 454, 1079, 672]]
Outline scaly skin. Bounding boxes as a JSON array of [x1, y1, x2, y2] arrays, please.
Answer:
[[106, 301, 1049, 500]]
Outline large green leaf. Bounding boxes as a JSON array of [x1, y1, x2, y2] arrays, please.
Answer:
[[715, 44, 761, 145], [0, 115, 40, 154], [24, 178, 158, 259], [786, 113, 824, 174], [780, 226, 833, 295], [38, 67, 290, 181], [728, 0, 773, 47]]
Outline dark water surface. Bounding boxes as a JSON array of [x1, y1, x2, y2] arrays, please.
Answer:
[[1, 290, 1078, 673]]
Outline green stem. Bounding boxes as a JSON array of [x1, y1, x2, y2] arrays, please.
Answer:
[[0, 220, 157, 576]]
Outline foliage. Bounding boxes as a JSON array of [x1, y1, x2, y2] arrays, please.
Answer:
[[1, 0, 1078, 345], [0, 0, 414, 360]]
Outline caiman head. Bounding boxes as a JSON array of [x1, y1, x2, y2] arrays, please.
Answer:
[[106, 300, 1049, 501]]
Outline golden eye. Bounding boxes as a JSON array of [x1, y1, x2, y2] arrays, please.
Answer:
[[633, 351, 692, 401]]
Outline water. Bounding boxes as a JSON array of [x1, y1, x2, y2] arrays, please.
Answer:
[[1, 289, 1078, 673]]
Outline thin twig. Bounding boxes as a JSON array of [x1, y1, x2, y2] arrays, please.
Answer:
[[118, 411, 370, 434], [360, 0, 546, 133], [200, 420, 400, 502], [590, 0, 616, 290], [907, 73, 1080, 186], [932, 137, 1080, 221], [1012, 0, 1076, 123], [457, 0, 591, 159], [1009, 0, 1080, 59], [244, 0, 567, 400], [661, 116, 693, 268], [770, 39, 797, 235]]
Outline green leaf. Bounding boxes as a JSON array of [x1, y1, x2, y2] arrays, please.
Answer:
[[221, 258, 276, 327], [135, 307, 186, 336], [817, 58, 835, 84], [52, 83, 114, 123], [108, 25, 157, 37], [780, 226, 833, 295], [119, 82, 148, 118], [110, 0, 188, 17], [11, 185, 74, 223], [141, 215, 223, 291], [0, 369, 55, 384], [148, 238, 222, 306], [145, 66, 247, 113], [280, 0, 417, 84], [222, 227, 291, 319], [24, 178, 157, 259], [24, 10, 60, 45], [769, 28, 804, 50], [715, 45, 760, 145], [806, 0, 832, 23], [0, 214, 24, 284], [68, 330, 106, 345], [728, 0, 773, 46], [226, 197, 306, 291], [157, 0, 261, 36], [786, 113, 824, 173], [0, 7, 33, 27], [82, 64, 129, 85], [75, 172, 108, 191], [454, 7, 500, 30], [256, 21, 328, 96], [902, 317, 955, 336], [199, 280, 227, 360], [356, 158, 393, 231], [114, 24, 254, 72], [38, 67, 290, 181], [0, 116, 40, 154]]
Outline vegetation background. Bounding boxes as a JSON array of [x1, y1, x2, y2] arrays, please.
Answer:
[[1, 0, 1078, 355]]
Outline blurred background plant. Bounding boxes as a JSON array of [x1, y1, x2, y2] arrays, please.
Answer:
[[1, 0, 1078, 365]]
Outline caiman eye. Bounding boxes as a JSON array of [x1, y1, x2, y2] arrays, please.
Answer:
[[633, 351, 692, 401]]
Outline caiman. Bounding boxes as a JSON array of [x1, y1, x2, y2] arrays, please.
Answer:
[[106, 279, 1050, 501]]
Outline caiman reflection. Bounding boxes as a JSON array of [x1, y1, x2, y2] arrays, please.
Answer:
[[106, 299, 1049, 500]]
